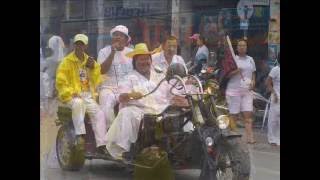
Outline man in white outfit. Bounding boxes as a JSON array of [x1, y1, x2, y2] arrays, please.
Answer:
[[266, 53, 280, 146], [97, 25, 133, 130], [105, 43, 189, 160], [152, 35, 187, 74], [152, 35, 196, 131]]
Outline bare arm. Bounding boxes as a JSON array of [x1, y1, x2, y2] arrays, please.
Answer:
[[250, 72, 256, 90], [119, 92, 143, 104], [266, 76, 278, 102], [227, 68, 241, 78], [266, 77, 274, 94], [119, 93, 131, 104]]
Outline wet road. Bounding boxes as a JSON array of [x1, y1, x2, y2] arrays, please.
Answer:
[[40, 99, 280, 180]]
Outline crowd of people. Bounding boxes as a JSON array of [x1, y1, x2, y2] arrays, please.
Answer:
[[40, 24, 280, 162]]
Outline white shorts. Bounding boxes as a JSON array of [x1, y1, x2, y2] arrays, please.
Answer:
[[226, 93, 253, 114]]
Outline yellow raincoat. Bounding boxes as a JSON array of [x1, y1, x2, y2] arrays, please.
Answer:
[[56, 51, 102, 103]]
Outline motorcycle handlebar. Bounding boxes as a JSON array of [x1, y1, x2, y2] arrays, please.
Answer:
[[169, 75, 187, 96], [140, 71, 204, 99], [169, 75, 204, 96], [140, 77, 167, 98]]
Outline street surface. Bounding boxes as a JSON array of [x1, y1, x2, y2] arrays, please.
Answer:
[[40, 99, 279, 180]]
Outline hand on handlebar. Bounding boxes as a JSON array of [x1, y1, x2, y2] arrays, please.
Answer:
[[119, 91, 143, 103], [168, 75, 204, 96], [129, 91, 143, 100]]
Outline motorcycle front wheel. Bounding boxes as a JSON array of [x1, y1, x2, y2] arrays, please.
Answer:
[[200, 137, 251, 180], [216, 137, 251, 180]]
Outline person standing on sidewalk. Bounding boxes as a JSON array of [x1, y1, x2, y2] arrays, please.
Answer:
[[266, 52, 280, 146], [46, 35, 65, 98], [56, 34, 107, 154], [225, 39, 256, 144]]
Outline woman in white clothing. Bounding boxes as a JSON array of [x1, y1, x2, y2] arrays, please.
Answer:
[[266, 52, 280, 146], [226, 39, 256, 144]]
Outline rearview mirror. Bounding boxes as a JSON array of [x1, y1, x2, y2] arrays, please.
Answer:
[[165, 63, 188, 81]]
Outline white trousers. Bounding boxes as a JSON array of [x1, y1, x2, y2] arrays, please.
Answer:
[[67, 93, 107, 147], [99, 88, 119, 130], [267, 94, 280, 145], [105, 106, 144, 159]]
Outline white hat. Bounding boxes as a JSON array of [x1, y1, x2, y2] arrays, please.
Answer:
[[110, 25, 131, 40]]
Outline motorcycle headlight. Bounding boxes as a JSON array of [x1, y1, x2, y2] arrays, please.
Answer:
[[217, 115, 230, 129], [205, 137, 213, 146]]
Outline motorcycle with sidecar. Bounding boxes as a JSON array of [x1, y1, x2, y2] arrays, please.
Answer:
[[55, 63, 251, 180]]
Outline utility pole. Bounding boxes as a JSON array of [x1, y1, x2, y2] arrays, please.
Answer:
[[171, 0, 180, 37]]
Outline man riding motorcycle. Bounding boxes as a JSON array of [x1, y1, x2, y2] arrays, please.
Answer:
[[152, 35, 187, 74], [104, 43, 188, 161]]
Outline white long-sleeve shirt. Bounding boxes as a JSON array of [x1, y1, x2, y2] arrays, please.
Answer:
[[118, 70, 170, 114], [97, 46, 133, 88], [152, 51, 187, 74]]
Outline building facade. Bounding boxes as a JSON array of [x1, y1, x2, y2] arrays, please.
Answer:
[[41, 0, 277, 65]]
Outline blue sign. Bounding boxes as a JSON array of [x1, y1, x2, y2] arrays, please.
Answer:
[[240, 20, 249, 30]]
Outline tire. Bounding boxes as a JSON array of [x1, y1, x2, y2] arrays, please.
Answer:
[[133, 146, 174, 180], [217, 137, 251, 180], [56, 121, 85, 171]]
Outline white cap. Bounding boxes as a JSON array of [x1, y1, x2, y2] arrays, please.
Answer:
[[110, 25, 131, 40]]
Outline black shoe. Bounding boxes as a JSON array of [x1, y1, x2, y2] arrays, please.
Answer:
[[97, 146, 112, 157]]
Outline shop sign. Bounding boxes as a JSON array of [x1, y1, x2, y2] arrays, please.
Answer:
[[245, 0, 270, 6]]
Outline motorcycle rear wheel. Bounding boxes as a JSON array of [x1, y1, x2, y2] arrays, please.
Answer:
[[56, 121, 85, 171]]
